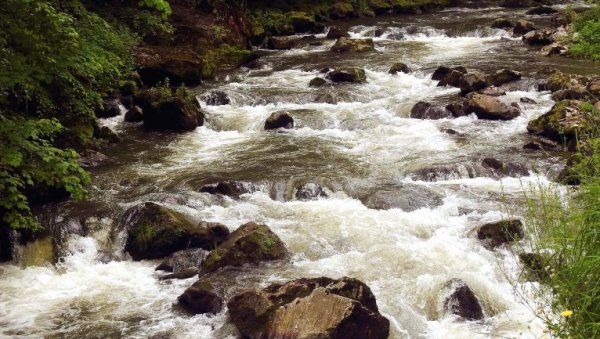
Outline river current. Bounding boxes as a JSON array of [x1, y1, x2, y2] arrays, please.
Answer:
[[2, 4, 599, 339]]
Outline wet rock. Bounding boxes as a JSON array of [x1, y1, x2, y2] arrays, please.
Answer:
[[446, 100, 469, 117], [551, 12, 569, 27], [159, 267, 200, 280], [438, 70, 465, 88], [520, 97, 537, 104], [327, 26, 349, 39], [389, 62, 411, 74], [123, 202, 230, 260], [552, 88, 586, 101], [328, 68, 367, 83], [466, 93, 521, 120], [96, 99, 121, 118], [96, 126, 121, 143], [329, 2, 357, 19], [487, 69, 522, 87], [309, 77, 327, 87], [410, 101, 454, 120], [331, 37, 375, 53], [459, 72, 489, 95], [514, 19, 536, 35], [411, 163, 477, 181], [289, 11, 316, 33], [227, 276, 389, 339], [482, 157, 529, 177], [267, 36, 297, 50], [124, 106, 143, 123], [78, 150, 109, 168], [361, 185, 444, 212], [121, 96, 134, 110], [295, 183, 327, 200], [199, 181, 248, 199], [587, 80, 600, 97], [156, 248, 209, 272], [432, 66, 452, 81], [134, 88, 204, 132], [201, 222, 288, 273], [265, 111, 294, 130], [526, 6, 558, 15], [477, 219, 525, 248], [491, 18, 514, 28], [178, 280, 223, 315], [540, 43, 568, 56], [523, 28, 557, 45], [527, 100, 590, 144], [519, 252, 549, 281], [202, 91, 230, 106], [478, 87, 506, 96], [523, 138, 560, 151], [443, 279, 484, 320]]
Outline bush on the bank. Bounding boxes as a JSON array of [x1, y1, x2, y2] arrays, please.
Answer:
[[570, 4, 600, 61]]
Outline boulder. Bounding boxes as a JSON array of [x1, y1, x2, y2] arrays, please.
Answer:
[[466, 93, 521, 120], [520, 97, 537, 104], [361, 185, 444, 212], [199, 181, 248, 198], [410, 101, 454, 119], [329, 2, 357, 19], [288, 11, 316, 33], [331, 37, 375, 53], [96, 99, 121, 118], [155, 248, 209, 272], [527, 100, 591, 144], [327, 26, 349, 39], [96, 126, 121, 143], [443, 279, 484, 320], [134, 46, 203, 86], [267, 36, 298, 50], [459, 72, 489, 94], [486, 69, 522, 87], [78, 150, 109, 168], [526, 6, 558, 15], [265, 111, 294, 130], [491, 18, 514, 28], [134, 88, 204, 132], [587, 80, 600, 97], [178, 280, 223, 314], [123, 202, 230, 260], [432, 66, 467, 86], [513, 19, 536, 35], [546, 72, 588, 93], [227, 277, 390, 339], [389, 62, 411, 74], [309, 77, 327, 87], [159, 267, 200, 280], [202, 91, 230, 106], [295, 183, 327, 200], [446, 101, 469, 117], [121, 96, 134, 110], [477, 219, 524, 248], [124, 106, 143, 123], [522, 29, 556, 45], [328, 68, 367, 83], [541, 43, 568, 57], [200, 222, 288, 273], [481, 157, 529, 177], [438, 70, 466, 87]]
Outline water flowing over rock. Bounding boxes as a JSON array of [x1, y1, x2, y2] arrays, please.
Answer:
[[327, 26, 349, 39], [309, 77, 327, 87], [265, 111, 295, 130], [123, 202, 230, 260], [200, 222, 288, 273], [227, 277, 390, 339], [96, 99, 121, 118], [443, 279, 484, 320], [199, 181, 249, 198], [202, 91, 230, 106], [295, 182, 327, 200], [331, 37, 375, 53], [155, 248, 209, 272], [477, 219, 525, 249], [361, 185, 444, 211], [481, 157, 529, 177], [410, 101, 454, 119], [267, 36, 298, 50], [466, 93, 521, 120], [328, 68, 367, 83], [178, 280, 223, 315]]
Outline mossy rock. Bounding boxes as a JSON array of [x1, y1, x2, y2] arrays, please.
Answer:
[[134, 45, 203, 86], [368, 0, 392, 13], [124, 202, 230, 260], [329, 2, 356, 18], [527, 100, 595, 144], [201, 222, 288, 273], [288, 11, 316, 33], [134, 87, 204, 132]]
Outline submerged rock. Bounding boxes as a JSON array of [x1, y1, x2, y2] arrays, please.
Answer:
[[477, 219, 524, 249], [123, 202, 230, 260], [309, 77, 327, 87], [227, 276, 390, 339], [410, 101, 454, 120], [328, 68, 367, 83], [295, 182, 328, 200], [443, 279, 484, 320], [201, 222, 288, 273], [481, 157, 529, 177], [265, 111, 294, 130], [361, 185, 444, 212], [178, 280, 223, 315], [202, 91, 230, 106], [331, 37, 375, 53]]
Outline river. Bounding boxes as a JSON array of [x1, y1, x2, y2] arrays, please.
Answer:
[[1, 4, 599, 339]]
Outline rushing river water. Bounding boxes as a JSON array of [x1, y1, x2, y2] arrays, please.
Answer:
[[2, 4, 600, 339]]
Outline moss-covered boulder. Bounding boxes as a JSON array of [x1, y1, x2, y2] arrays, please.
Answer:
[[134, 87, 204, 132], [227, 276, 389, 339], [368, 0, 393, 14], [288, 12, 316, 33], [124, 202, 230, 260], [200, 222, 288, 273], [527, 100, 596, 144], [329, 2, 357, 19], [331, 37, 375, 53]]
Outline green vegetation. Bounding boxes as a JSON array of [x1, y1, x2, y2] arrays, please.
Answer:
[[0, 0, 168, 230], [570, 2, 600, 61], [525, 106, 600, 338]]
